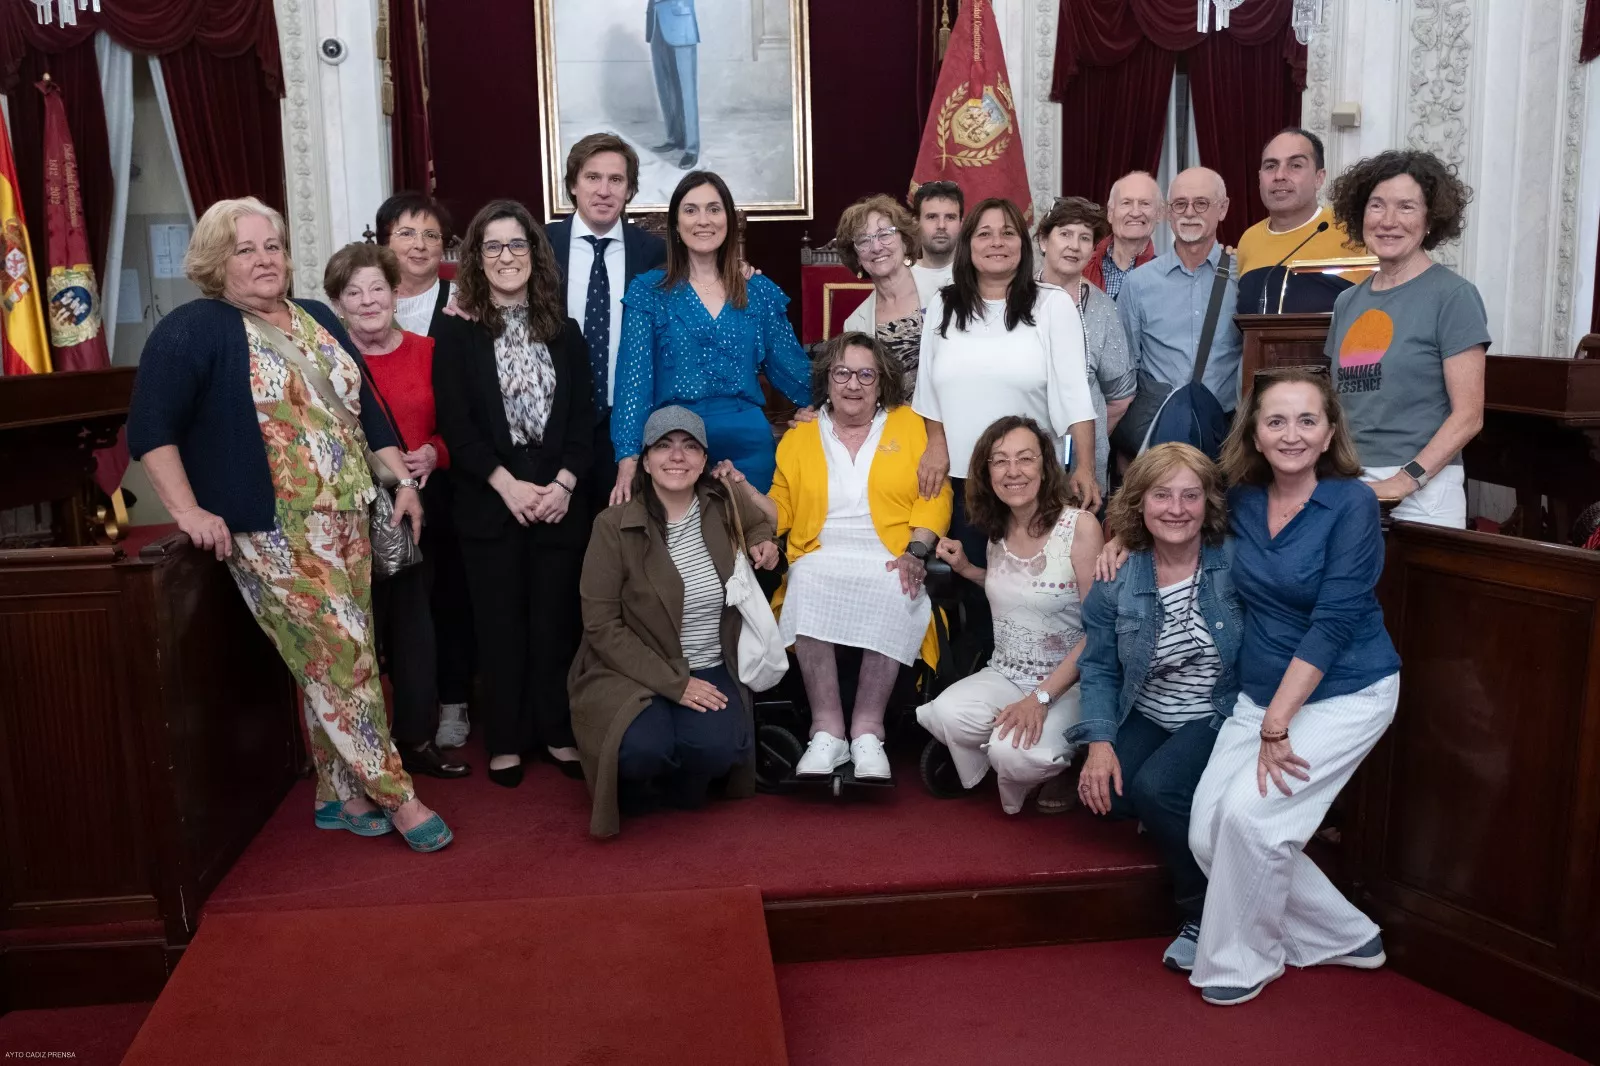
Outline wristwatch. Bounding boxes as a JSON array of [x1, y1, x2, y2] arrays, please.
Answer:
[[1401, 460, 1431, 488], [397, 477, 421, 490], [1032, 688, 1052, 707], [906, 540, 932, 562]]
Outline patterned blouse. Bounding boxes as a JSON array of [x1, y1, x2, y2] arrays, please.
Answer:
[[876, 309, 923, 404], [611, 271, 811, 458], [493, 305, 558, 447], [244, 303, 375, 514]]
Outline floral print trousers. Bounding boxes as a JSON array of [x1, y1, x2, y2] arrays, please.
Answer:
[[227, 508, 416, 810]]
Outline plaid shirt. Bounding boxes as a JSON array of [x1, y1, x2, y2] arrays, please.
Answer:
[[1083, 235, 1156, 301]]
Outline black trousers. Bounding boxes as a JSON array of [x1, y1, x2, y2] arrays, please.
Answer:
[[371, 555, 438, 748], [585, 407, 619, 522], [422, 472, 476, 706], [461, 523, 582, 757], [947, 476, 994, 670]]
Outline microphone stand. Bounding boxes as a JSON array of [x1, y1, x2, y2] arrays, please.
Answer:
[[1259, 219, 1331, 315]]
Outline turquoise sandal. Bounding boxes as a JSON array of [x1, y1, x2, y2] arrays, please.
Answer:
[[394, 812, 453, 853], [314, 801, 394, 837]]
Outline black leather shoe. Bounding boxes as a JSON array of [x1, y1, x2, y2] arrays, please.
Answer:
[[539, 747, 586, 781], [651, 140, 683, 154], [487, 762, 524, 788], [677, 152, 699, 170], [401, 741, 471, 779]]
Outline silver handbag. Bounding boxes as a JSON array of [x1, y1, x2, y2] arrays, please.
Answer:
[[241, 307, 423, 580]]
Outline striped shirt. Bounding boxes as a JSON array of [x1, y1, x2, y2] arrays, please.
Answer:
[[665, 500, 724, 670], [1132, 575, 1221, 731]]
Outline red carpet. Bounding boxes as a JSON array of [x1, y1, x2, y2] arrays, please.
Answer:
[[0, 1002, 150, 1066], [776, 939, 1585, 1065], [206, 741, 1159, 915], [122, 886, 786, 1065]]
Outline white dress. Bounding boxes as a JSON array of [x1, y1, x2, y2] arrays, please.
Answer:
[[778, 409, 932, 665]]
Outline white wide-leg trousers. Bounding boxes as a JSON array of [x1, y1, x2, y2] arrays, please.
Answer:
[[1188, 672, 1400, 990]]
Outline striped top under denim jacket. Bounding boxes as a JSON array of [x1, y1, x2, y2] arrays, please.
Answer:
[[1066, 538, 1243, 747]]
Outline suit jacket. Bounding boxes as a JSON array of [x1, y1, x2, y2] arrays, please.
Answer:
[[568, 482, 774, 837], [645, 0, 699, 46], [431, 313, 596, 544], [545, 215, 668, 308]]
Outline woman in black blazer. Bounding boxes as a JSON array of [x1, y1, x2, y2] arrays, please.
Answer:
[[433, 199, 595, 787]]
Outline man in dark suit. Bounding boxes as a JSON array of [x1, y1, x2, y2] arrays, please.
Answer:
[[645, 0, 700, 168], [546, 132, 668, 518]]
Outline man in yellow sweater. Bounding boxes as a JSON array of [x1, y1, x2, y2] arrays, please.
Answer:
[[1236, 128, 1362, 314]]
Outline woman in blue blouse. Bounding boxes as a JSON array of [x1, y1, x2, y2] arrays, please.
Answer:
[[1187, 367, 1401, 1008], [609, 171, 811, 503]]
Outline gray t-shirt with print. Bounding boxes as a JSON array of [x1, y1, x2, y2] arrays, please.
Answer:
[[1325, 263, 1491, 468]]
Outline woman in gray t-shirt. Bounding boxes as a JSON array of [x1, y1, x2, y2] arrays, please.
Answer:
[[1324, 150, 1490, 529]]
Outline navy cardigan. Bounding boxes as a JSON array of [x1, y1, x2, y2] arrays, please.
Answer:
[[126, 297, 400, 533]]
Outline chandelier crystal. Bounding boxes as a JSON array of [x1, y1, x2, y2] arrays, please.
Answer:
[[33, 0, 100, 27], [1291, 0, 1327, 44], [1199, 0, 1249, 33]]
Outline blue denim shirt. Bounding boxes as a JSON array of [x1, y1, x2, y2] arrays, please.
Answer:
[[1067, 539, 1243, 747]]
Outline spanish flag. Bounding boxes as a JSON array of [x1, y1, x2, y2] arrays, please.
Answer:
[[0, 103, 49, 375], [910, 0, 1035, 222]]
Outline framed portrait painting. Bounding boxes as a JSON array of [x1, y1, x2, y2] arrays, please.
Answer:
[[536, 0, 814, 220]]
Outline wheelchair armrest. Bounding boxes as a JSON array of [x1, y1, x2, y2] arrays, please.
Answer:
[[923, 558, 956, 601]]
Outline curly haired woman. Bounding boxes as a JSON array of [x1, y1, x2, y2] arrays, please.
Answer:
[[1324, 150, 1490, 528]]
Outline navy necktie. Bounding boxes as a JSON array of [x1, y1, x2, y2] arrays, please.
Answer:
[[581, 235, 613, 411]]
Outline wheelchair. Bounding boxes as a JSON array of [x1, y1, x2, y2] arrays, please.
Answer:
[[750, 557, 992, 798]]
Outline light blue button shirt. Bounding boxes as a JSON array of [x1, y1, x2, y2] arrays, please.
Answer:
[[1117, 241, 1243, 411]]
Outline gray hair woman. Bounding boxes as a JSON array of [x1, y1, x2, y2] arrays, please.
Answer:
[[127, 196, 450, 852]]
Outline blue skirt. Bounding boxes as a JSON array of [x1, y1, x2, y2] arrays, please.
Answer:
[[681, 396, 780, 493]]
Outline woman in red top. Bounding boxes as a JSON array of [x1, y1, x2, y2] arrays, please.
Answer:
[[324, 242, 471, 779]]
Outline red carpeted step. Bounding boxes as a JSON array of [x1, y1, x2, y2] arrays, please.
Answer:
[[205, 743, 1160, 916], [123, 887, 786, 1066], [776, 939, 1584, 1065], [0, 1002, 150, 1066]]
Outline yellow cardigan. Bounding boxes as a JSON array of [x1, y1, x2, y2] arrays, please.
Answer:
[[769, 405, 954, 665]]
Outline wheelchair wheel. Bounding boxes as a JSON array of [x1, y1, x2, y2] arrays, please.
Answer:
[[755, 724, 804, 794], [919, 738, 965, 799]]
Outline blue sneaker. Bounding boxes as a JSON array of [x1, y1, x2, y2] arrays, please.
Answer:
[[1162, 920, 1201, 972], [1322, 934, 1386, 970], [1201, 966, 1283, 1007], [394, 812, 453, 853], [314, 801, 393, 837]]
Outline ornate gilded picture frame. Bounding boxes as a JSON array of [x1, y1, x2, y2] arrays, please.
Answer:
[[535, 0, 814, 220]]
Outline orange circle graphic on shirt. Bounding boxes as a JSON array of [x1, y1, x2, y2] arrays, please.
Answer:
[[1337, 308, 1393, 368]]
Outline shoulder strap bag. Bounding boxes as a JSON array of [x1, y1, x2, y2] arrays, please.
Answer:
[[240, 307, 423, 579], [718, 488, 788, 693]]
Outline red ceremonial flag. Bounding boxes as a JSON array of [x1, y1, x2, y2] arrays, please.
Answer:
[[39, 74, 128, 494], [910, 0, 1034, 222]]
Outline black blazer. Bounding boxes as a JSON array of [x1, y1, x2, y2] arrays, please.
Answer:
[[545, 216, 667, 309], [432, 313, 596, 544]]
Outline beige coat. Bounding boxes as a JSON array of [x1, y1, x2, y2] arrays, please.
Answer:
[[569, 482, 776, 838]]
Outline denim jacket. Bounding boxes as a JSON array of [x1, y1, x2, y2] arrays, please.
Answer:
[[1066, 539, 1243, 747]]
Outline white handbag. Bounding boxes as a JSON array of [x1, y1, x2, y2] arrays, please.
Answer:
[[721, 491, 788, 692]]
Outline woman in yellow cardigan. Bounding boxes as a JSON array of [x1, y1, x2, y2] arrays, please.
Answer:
[[725, 331, 951, 782]]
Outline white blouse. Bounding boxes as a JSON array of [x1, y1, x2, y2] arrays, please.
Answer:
[[910, 284, 1095, 480]]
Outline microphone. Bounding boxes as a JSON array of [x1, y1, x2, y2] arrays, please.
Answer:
[[1259, 220, 1331, 314]]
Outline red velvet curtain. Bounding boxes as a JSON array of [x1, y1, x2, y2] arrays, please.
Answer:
[[1583, 0, 1600, 63], [1053, 0, 1305, 232], [159, 45, 287, 215], [1058, 38, 1174, 205], [390, 0, 433, 194], [1190, 30, 1303, 245], [7, 39, 112, 280]]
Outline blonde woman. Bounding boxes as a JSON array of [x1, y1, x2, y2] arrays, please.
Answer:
[[127, 197, 451, 852]]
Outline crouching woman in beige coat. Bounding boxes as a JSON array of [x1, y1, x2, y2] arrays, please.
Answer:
[[569, 406, 779, 837]]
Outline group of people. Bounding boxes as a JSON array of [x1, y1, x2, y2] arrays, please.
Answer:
[[124, 121, 1490, 1008]]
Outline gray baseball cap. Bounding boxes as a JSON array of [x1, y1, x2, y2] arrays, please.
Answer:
[[641, 405, 709, 450]]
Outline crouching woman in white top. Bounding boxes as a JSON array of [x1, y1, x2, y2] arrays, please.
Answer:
[[917, 415, 1102, 814]]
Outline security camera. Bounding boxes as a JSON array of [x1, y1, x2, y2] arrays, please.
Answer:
[[319, 38, 348, 64]]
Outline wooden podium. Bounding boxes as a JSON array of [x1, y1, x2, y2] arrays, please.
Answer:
[[0, 372, 300, 1009]]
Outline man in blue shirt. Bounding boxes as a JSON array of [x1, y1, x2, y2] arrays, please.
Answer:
[[1118, 167, 1243, 413]]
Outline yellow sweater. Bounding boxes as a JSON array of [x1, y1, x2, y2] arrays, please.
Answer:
[[769, 405, 953, 665]]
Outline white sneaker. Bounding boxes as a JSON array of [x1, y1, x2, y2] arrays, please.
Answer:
[[436, 703, 469, 750], [795, 731, 850, 776], [849, 734, 891, 780]]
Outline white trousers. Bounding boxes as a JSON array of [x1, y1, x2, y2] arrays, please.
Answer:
[[1187, 673, 1399, 989], [915, 667, 1080, 814], [1362, 464, 1465, 529]]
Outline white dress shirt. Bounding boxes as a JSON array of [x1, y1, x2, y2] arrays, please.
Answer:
[[565, 213, 628, 406]]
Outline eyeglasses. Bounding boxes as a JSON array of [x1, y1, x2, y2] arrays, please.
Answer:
[[830, 365, 878, 385], [987, 452, 1041, 472], [1167, 198, 1215, 216], [852, 228, 900, 251], [482, 239, 531, 259], [392, 227, 443, 246], [1252, 363, 1330, 387], [1051, 196, 1102, 212]]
